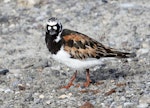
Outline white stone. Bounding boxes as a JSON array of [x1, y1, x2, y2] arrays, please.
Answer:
[[137, 49, 149, 56], [58, 93, 72, 99], [39, 94, 44, 99], [137, 104, 149, 108], [46, 100, 51, 105], [139, 95, 150, 104], [4, 0, 11, 3], [4, 88, 13, 93], [123, 102, 136, 108]]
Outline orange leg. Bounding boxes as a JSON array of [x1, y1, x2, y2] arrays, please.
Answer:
[[61, 71, 77, 89], [83, 69, 92, 87]]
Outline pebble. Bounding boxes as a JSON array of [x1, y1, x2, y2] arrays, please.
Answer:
[[17, 0, 41, 7], [0, 88, 5, 92], [120, 96, 126, 101], [102, 0, 108, 3], [58, 93, 72, 99], [137, 49, 149, 55], [50, 65, 61, 71], [4, 0, 11, 3], [18, 84, 26, 90], [123, 102, 136, 108], [117, 105, 122, 108], [142, 43, 149, 48], [4, 88, 13, 93], [139, 95, 150, 104], [0, 69, 9, 75], [119, 3, 135, 8], [80, 102, 94, 108], [24, 93, 34, 102], [39, 94, 44, 99], [0, 16, 9, 23], [0, 99, 3, 105], [110, 102, 117, 108], [137, 104, 149, 108], [46, 100, 51, 105], [33, 59, 48, 68]]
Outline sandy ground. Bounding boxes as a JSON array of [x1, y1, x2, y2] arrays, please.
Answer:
[[0, 0, 150, 108]]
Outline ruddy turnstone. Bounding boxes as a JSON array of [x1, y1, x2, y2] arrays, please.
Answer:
[[45, 17, 136, 89]]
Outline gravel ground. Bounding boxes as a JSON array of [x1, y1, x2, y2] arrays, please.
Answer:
[[0, 0, 150, 108]]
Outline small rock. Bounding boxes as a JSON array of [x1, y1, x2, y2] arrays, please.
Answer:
[[0, 16, 9, 23], [18, 84, 26, 90], [139, 95, 150, 104], [0, 88, 5, 92], [137, 48, 149, 55], [0, 69, 9, 75], [116, 105, 122, 108], [80, 102, 94, 108], [17, 0, 41, 7], [0, 99, 3, 105], [4, 88, 13, 93], [123, 102, 136, 108], [9, 24, 15, 29], [39, 94, 44, 99], [28, 0, 41, 5], [119, 3, 135, 8], [51, 65, 61, 71], [58, 94, 68, 99], [102, 0, 108, 3], [54, 9, 62, 13], [46, 100, 51, 105], [100, 103, 106, 108], [34, 98, 41, 104], [4, 0, 11, 3], [120, 96, 126, 101], [110, 102, 117, 108], [25, 93, 34, 102], [137, 104, 149, 108], [15, 91, 21, 94], [142, 43, 149, 48], [51, 70, 60, 77], [58, 93, 72, 99], [68, 93, 72, 96]]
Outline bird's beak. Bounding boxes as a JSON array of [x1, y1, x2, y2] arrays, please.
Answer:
[[49, 30, 56, 35]]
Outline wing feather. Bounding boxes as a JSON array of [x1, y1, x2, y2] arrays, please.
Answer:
[[62, 29, 135, 60], [63, 32, 101, 59]]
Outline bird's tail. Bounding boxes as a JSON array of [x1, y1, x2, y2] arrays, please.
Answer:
[[103, 48, 136, 58]]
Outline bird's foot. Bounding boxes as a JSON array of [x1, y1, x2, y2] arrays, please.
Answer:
[[61, 71, 77, 89], [83, 79, 92, 87], [61, 82, 74, 89]]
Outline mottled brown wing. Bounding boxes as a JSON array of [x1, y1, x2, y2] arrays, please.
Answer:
[[63, 32, 108, 59], [62, 29, 135, 59]]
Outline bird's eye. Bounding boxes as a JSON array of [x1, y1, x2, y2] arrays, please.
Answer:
[[53, 26, 57, 30], [48, 26, 51, 30]]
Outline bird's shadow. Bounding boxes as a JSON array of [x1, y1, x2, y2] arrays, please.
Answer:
[[76, 67, 128, 83]]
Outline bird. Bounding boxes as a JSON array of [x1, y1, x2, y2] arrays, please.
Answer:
[[45, 17, 136, 89]]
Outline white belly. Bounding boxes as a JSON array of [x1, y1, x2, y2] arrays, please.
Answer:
[[52, 47, 104, 70]]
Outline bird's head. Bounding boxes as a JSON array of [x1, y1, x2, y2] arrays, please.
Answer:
[[46, 17, 62, 36]]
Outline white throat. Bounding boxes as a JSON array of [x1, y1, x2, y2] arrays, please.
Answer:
[[54, 31, 62, 42]]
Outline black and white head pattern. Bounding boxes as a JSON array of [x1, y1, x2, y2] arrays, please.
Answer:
[[46, 17, 63, 42]]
